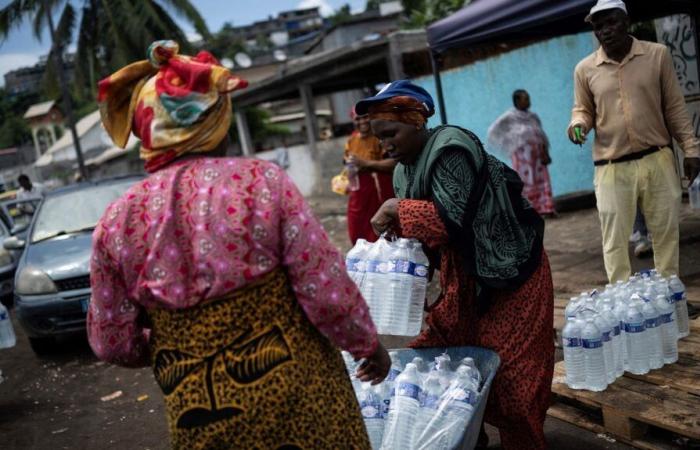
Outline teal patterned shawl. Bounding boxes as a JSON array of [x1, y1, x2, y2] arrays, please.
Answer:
[[394, 126, 544, 302]]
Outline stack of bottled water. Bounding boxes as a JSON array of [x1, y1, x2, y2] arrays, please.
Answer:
[[562, 270, 688, 391], [346, 237, 429, 336], [343, 351, 483, 450], [0, 302, 16, 349]]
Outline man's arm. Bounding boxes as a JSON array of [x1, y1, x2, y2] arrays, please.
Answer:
[[568, 64, 595, 143]]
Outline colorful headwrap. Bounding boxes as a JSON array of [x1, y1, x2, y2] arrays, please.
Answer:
[[98, 40, 247, 172], [366, 96, 431, 128]]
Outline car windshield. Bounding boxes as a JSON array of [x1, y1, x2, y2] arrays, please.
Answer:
[[31, 179, 137, 243]]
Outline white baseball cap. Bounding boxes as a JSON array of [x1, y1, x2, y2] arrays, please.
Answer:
[[585, 0, 627, 23]]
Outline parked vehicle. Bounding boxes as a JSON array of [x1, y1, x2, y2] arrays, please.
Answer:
[[0, 197, 43, 240], [0, 218, 16, 305], [4, 176, 141, 355]]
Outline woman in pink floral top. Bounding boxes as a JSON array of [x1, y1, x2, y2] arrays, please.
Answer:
[[89, 41, 389, 449]]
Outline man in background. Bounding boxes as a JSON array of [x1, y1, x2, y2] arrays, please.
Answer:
[[568, 0, 700, 282]]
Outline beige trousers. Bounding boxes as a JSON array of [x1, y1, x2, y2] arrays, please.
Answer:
[[594, 147, 681, 282]]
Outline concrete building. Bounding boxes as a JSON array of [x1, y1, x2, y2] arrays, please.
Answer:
[[23, 100, 64, 160], [4, 54, 75, 97]]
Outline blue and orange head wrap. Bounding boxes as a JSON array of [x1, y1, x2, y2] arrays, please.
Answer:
[[354, 80, 434, 128], [97, 40, 247, 172]]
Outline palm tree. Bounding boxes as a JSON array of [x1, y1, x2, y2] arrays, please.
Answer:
[[0, 0, 211, 180]]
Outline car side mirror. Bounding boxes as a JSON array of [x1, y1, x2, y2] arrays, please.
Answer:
[[10, 223, 28, 235], [3, 236, 25, 251]]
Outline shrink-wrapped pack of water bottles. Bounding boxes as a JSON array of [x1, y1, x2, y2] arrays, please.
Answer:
[[346, 236, 429, 336], [343, 350, 484, 450], [562, 270, 690, 392]]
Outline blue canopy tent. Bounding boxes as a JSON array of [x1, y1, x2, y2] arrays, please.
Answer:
[[427, 0, 700, 123]]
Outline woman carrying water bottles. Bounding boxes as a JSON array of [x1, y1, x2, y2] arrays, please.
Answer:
[[88, 40, 390, 450], [362, 80, 554, 450]]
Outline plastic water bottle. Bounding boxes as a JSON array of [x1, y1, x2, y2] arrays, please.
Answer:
[[380, 363, 421, 450], [641, 300, 663, 370], [373, 382, 392, 419], [654, 294, 679, 364], [624, 301, 650, 375], [689, 175, 700, 209], [388, 351, 403, 382], [457, 357, 481, 388], [342, 351, 356, 376], [593, 314, 615, 383], [384, 239, 413, 335], [412, 372, 444, 448], [419, 367, 478, 449], [357, 383, 384, 450], [363, 238, 390, 331], [602, 306, 623, 378], [668, 275, 689, 339], [565, 296, 582, 319], [433, 354, 455, 391], [581, 316, 607, 391], [0, 303, 16, 349], [407, 240, 429, 336], [562, 317, 585, 389], [346, 161, 360, 192], [613, 299, 628, 374], [346, 239, 369, 288]]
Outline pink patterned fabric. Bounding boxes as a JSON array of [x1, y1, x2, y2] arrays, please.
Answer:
[[87, 157, 378, 367], [511, 140, 556, 215]]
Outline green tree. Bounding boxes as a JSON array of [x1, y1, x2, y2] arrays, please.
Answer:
[[401, 0, 468, 28], [330, 4, 352, 26], [366, 0, 381, 11], [2, 1, 211, 99], [0, 0, 211, 179]]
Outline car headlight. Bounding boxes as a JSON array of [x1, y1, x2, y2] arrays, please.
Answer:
[[15, 266, 58, 295], [0, 248, 12, 267]]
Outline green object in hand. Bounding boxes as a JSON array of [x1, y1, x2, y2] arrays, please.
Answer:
[[574, 126, 583, 144]]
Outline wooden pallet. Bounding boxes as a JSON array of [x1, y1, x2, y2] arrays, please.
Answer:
[[549, 317, 700, 449]]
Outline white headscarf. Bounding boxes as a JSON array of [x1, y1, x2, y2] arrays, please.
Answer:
[[487, 108, 549, 158]]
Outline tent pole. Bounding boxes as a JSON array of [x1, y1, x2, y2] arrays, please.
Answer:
[[431, 51, 448, 125]]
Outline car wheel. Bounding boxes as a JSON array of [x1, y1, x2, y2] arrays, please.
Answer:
[[29, 337, 55, 355]]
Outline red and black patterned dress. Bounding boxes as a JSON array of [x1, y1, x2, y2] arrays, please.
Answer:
[[398, 200, 554, 450]]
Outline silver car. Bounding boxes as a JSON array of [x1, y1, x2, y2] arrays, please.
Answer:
[[5, 176, 141, 355]]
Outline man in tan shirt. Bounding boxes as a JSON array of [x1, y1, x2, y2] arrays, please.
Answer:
[[568, 0, 700, 282]]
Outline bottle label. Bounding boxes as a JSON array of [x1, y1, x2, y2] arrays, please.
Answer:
[[645, 318, 660, 329], [0, 311, 7, 321], [360, 401, 382, 419], [601, 330, 611, 342], [412, 264, 429, 278], [422, 394, 441, 409], [345, 258, 361, 272], [396, 382, 421, 400], [582, 338, 603, 349], [388, 368, 400, 381], [563, 337, 581, 348], [612, 325, 621, 336], [659, 312, 674, 324], [672, 291, 685, 302], [448, 387, 476, 406], [387, 259, 410, 275], [365, 260, 387, 274], [624, 322, 645, 333]]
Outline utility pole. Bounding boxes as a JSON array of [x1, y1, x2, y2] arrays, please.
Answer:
[[46, 7, 88, 181]]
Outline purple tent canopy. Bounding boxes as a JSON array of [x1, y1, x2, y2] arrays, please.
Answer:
[[427, 0, 700, 54]]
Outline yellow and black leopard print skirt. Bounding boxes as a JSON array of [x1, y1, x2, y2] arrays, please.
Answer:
[[147, 268, 370, 450]]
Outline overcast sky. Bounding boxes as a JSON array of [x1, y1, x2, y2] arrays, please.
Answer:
[[0, 0, 367, 86]]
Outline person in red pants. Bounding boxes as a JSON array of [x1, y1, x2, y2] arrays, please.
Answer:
[[360, 80, 554, 450], [344, 110, 396, 244]]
